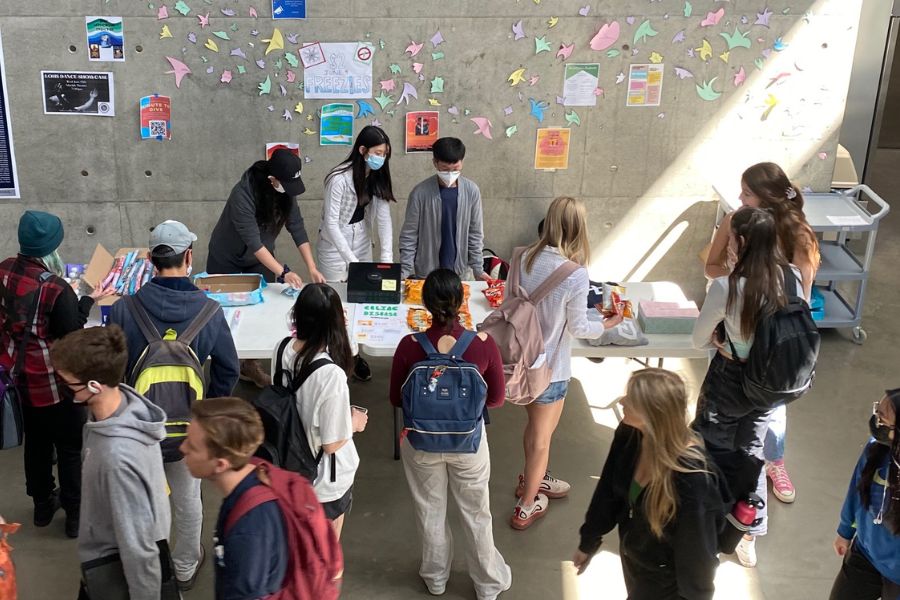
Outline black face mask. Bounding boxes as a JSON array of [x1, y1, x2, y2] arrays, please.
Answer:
[[870, 415, 893, 446]]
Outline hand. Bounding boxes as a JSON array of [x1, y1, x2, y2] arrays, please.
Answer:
[[89, 286, 116, 301], [308, 268, 327, 284], [602, 312, 624, 329], [834, 535, 851, 557], [710, 331, 726, 350], [284, 271, 304, 289], [88, 88, 98, 100], [572, 550, 593, 575], [476, 272, 492, 282], [351, 407, 368, 433]]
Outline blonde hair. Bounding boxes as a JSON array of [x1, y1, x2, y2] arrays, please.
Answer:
[[626, 369, 709, 538], [524, 196, 591, 272], [191, 397, 264, 470]]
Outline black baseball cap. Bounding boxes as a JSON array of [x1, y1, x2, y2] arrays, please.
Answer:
[[267, 149, 306, 196]]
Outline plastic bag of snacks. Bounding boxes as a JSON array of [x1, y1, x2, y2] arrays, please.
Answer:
[[407, 307, 473, 332], [0, 518, 20, 600], [482, 279, 506, 309], [601, 284, 633, 319], [404, 279, 470, 306]]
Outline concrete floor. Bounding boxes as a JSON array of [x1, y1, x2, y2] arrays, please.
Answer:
[[3, 149, 899, 599]]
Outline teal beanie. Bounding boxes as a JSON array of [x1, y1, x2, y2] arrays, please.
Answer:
[[18, 210, 64, 257]]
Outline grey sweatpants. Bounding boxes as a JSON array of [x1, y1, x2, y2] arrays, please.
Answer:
[[400, 434, 512, 600], [164, 459, 203, 580]]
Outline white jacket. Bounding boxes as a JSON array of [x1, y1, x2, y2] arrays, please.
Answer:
[[317, 169, 393, 272]]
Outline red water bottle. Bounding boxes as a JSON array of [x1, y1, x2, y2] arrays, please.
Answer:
[[719, 493, 765, 554]]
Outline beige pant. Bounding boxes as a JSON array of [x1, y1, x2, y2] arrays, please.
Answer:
[[400, 433, 512, 600]]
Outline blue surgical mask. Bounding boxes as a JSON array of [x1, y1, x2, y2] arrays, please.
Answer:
[[365, 154, 385, 171]]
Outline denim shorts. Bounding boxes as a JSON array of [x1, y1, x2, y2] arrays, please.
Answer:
[[533, 380, 569, 405]]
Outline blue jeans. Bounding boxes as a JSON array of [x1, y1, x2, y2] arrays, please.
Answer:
[[532, 380, 569, 405], [763, 404, 786, 462]]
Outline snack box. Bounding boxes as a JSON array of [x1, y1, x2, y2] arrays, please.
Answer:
[[193, 273, 266, 307], [83, 244, 150, 324], [637, 300, 699, 334]]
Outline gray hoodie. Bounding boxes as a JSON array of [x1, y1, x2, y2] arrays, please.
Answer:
[[78, 385, 171, 600]]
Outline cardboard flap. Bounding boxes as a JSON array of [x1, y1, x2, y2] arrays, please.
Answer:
[[194, 275, 262, 294], [83, 244, 114, 290]]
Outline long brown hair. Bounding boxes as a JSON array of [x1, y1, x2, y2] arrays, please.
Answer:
[[524, 196, 591, 272], [625, 369, 709, 538], [727, 207, 789, 339], [742, 162, 819, 268]]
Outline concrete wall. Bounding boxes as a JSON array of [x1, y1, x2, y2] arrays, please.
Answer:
[[0, 0, 864, 302]]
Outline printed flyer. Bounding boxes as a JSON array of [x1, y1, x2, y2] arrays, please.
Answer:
[[85, 16, 125, 62], [405, 111, 439, 153], [139, 95, 171, 140], [41, 71, 115, 116]]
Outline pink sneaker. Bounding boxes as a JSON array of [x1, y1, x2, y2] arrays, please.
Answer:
[[765, 460, 795, 504]]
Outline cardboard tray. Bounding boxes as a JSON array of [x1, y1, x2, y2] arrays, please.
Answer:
[[83, 244, 150, 307]]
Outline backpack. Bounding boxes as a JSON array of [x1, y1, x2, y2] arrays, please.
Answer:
[[125, 295, 219, 462], [739, 265, 820, 409], [252, 337, 334, 482], [224, 458, 343, 600], [400, 330, 488, 453], [482, 248, 510, 281], [477, 247, 579, 405]]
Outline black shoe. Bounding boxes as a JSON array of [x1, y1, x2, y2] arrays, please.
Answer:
[[65, 508, 80, 539], [177, 544, 206, 592], [352, 355, 372, 382], [34, 492, 61, 527]]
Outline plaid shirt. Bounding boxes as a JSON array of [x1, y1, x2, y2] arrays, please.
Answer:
[[0, 255, 70, 407]]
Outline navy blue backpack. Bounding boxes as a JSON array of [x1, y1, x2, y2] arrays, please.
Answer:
[[400, 331, 488, 453]]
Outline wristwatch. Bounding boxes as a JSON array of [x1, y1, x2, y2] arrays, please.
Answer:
[[276, 264, 291, 284]]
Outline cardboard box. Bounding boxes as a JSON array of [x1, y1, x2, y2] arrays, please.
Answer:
[[637, 300, 699, 334], [83, 244, 150, 323], [193, 274, 265, 306]]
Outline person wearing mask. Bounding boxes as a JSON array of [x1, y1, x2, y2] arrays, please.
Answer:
[[574, 369, 729, 599], [0, 210, 111, 538], [207, 149, 325, 388], [389, 269, 512, 599], [317, 125, 395, 382], [51, 326, 171, 600], [399, 137, 489, 281], [829, 389, 900, 599], [273, 283, 367, 538], [108, 219, 239, 590], [705, 162, 819, 507], [510, 197, 622, 530], [692, 206, 804, 568]]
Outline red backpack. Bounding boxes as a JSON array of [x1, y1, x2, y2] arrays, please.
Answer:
[[224, 458, 343, 600]]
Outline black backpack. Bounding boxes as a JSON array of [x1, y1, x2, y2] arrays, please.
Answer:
[[740, 265, 820, 409], [252, 337, 335, 483]]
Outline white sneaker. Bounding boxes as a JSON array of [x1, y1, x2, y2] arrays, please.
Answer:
[[510, 494, 549, 530], [516, 472, 571, 499], [736, 536, 757, 568], [423, 578, 446, 596]]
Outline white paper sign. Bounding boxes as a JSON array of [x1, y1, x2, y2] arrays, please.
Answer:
[[303, 42, 373, 99]]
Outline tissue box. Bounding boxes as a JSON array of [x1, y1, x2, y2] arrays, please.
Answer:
[[637, 300, 699, 334], [193, 273, 266, 307]]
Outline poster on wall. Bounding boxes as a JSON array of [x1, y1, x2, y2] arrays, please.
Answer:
[[265, 143, 300, 159], [405, 111, 439, 153], [534, 128, 571, 171], [139, 95, 171, 140], [563, 63, 599, 107], [41, 71, 115, 116], [85, 16, 125, 62], [320, 103, 353, 145], [0, 31, 19, 198], [303, 42, 373, 99], [626, 64, 664, 107], [272, 0, 306, 19]]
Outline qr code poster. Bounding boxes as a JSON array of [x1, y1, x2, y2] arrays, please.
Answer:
[[140, 95, 171, 141], [41, 71, 115, 116]]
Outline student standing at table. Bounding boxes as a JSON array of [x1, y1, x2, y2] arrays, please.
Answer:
[[510, 197, 620, 530], [704, 163, 819, 509], [693, 206, 804, 569], [399, 137, 489, 281], [207, 149, 325, 388], [317, 125, 395, 381]]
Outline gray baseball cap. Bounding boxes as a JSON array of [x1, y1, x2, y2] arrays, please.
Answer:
[[149, 220, 197, 256]]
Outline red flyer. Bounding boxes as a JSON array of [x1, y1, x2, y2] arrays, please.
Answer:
[[139, 94, 171, 140]]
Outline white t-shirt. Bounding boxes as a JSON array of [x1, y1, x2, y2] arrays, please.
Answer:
[[270, 342, 359, 503]]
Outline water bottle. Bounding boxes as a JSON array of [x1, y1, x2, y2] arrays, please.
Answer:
[[719, 493, 765, 554]]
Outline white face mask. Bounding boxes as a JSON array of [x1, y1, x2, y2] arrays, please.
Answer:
[[437, 171, 461, 186]]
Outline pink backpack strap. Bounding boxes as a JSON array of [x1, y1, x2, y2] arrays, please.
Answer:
[[224, 484, 278, 536], [507, 247, 528, 299], [529, 260, 581, 304]]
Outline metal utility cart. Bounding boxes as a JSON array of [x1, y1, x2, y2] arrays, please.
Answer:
[[714, 185, 890, 344]]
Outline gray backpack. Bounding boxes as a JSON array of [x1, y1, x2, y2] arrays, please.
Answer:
[[125, 295, 219, 461], [477, 247, 578, 405]]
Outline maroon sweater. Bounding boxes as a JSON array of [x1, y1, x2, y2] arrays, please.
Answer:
[[389, 322, 506, 409]]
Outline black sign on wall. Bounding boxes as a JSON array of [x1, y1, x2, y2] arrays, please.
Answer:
[[0, 30, 19, 199]]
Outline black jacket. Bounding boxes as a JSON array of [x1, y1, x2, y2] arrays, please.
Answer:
[[579, 424, 729, 600]]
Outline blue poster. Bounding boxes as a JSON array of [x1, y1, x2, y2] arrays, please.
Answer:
[[272, 0, 306, 19]]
